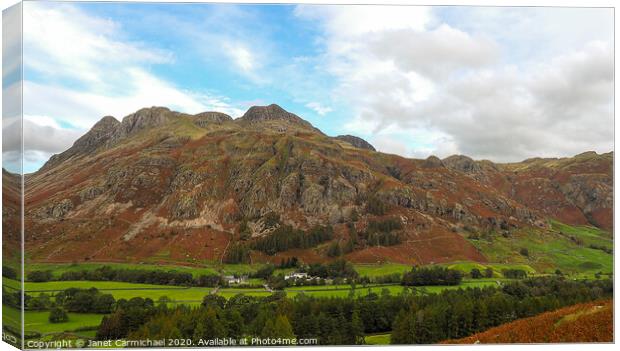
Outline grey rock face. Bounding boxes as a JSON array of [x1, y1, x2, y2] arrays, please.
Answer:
[[335, 135, 376, 151], [238, 104, 319, 132], [443, 155, 482, 174], [74, 116, 120, 152], [241, 104, 297, 122], [171, 194, 199, 220], [112, 107, 175, 141], [560, 174, 612, 219], [79, 186, 104, 202], [422, 156, 444, 168], [43, 199, 74, 219], [193, 112, 232, 127]]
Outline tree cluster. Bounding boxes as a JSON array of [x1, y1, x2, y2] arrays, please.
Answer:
[[54, 266, 224, 287], [2, 266, 18, 280], [501, 269, 528, 279], [97, 297, 160, 340], [278, 257, 299, 269], [401, 266, 463, 286], [354, 217, 404, 249], [27, 270, 53, 282], [251, 225, 334, 255], [391, 277, 612, 344], [56, 288, 116, 313], [98, 276, 612, 345], [306, 259, 358, 279], [223, 243, 251, 264]]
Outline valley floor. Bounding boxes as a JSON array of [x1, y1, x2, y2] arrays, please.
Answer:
[[2, 249, 613, 346]]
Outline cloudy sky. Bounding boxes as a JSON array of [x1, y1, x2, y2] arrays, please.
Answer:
[[2, 2, 614, 173]]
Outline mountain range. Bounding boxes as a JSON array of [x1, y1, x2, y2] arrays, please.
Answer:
[[2, 104, 613, 266]]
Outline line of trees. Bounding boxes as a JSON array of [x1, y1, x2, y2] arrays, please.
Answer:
[[306, 259, 358, 279], [501, 269, 528, 279], [26, 266, 225, 287], [23, 287, 116, 314], [401, 266, 463, 286], [27, 270, 53, 282], [251, 225, 334, 255], [2, 266, 18, 280], [96, 276, 611, 345]]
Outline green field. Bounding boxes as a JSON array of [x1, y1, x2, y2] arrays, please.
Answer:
[[353, 263, 411, 277], [4, 306, 103, 336], [550, 220, 613, 249], [5, 278, 212, 303], [3, 276, 21, 290], [3, 219, 610, 345], [7, 278, 281, 303], [6, 276, 502, 305], [22, 280, 187, 292], [284, 280, 499, 298], [217, 289, 272, 299], [443, 262, 537, 277], [365, 333, 391, 345], [22, 262, 259, 279], [466, 221, 613, 277]]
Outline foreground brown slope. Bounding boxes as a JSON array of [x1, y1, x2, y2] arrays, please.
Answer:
[[16, 104, 612, 265], [445, 300, 613, 344]]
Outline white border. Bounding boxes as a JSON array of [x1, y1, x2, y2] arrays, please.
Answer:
[[0, 1, 617, 351]]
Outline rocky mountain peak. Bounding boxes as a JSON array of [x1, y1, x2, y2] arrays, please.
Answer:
[[335, 135, 376, 151], [112, 106, 175, 140], [574, 151, 600, 159], [443, 155, 482, 174], [238, 104, 318, 132], [241, 104, 293, 121], [39, 115, 121, 172], [93, 115, 120, 129], [422, 155, 445, 168], [73, 115, 119, 149]]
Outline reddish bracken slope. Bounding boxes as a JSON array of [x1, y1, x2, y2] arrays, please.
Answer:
[[445, 300, 613, 344]]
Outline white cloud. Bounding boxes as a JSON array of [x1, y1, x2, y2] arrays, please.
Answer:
[[367, 24, 499, 79], [297, 6, 613, 162], [305, 102, 332, 116], [295, 5, 432, 38], [23, 2, 173, 90], [443, 7, 614, 64], [17, 2, 246, 172], [226, 44, 256, 73]]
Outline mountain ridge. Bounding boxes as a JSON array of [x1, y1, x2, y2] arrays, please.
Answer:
[[7, 104, 612, 266]]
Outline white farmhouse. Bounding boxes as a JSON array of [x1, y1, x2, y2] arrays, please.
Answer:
[[284, 272, 308, 280]]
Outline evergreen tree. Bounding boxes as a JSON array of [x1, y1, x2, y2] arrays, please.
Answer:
[[391, 310, 414, 344], [350, 309, 365, 344], [470, 268, 482, 279], [273, 315, 295, 339], [484, 267, 494, 278], [261, 320, 276, 338], [327, 241, 342, 257], [200, 308, 228, 339]]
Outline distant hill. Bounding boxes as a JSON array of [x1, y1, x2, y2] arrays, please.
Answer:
[[444, 299, 613, 343]]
